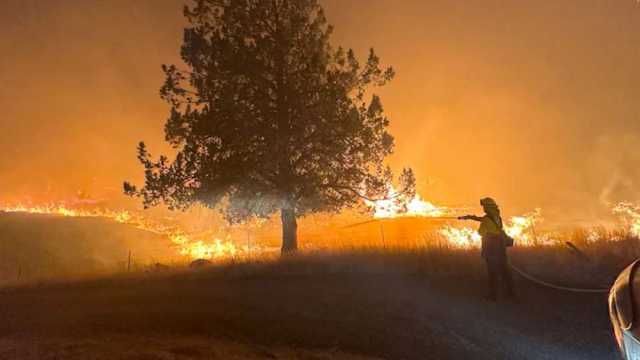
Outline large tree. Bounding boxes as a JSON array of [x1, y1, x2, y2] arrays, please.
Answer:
[[125, 0, 414, 253]]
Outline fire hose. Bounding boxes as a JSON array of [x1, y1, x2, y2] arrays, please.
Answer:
[[509, 262, 610, 294], [342, 218, 611, 293]]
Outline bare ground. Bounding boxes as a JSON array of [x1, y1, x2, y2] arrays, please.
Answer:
[[0, 254, 619, 360]]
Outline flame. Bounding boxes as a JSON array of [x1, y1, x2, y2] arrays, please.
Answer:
[[10, 198, 640, 259], [0, 203, 239, 260], [613, 202, 640, 237], [504, 209, 543, 246], [366, 187, 448, 219], [438, 226, 481, 248], [365, 186, 549, 248], [180, 239, 238, 259], [586, 229, 602, 243], [439, 209, 545, 248]]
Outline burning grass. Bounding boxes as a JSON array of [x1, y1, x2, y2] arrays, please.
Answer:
[[1, 206, 637, 291], [3, 193, 639, 261], [0, 203, 249, 261]]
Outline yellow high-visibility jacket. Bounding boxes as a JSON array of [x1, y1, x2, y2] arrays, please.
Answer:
[[478, 215, 502, 237], [478, 215, 506, 260]]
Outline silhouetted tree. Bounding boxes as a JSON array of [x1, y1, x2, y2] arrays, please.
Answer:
[[124, 0, 414, 253]]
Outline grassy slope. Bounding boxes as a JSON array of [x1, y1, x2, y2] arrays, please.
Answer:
[[0, 213, 176, 282]]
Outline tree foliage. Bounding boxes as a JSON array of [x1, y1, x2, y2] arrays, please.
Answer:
[[125, 0, 414, 251]]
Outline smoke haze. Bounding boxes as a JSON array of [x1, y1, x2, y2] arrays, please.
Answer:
[[2, 0, 640, 221]]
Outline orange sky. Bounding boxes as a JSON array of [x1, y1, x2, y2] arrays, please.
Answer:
[[2, 0, 640, 220]]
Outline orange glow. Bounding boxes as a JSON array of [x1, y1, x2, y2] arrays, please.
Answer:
[[0, 203, 241, 261], [2, 1, 640, 227]]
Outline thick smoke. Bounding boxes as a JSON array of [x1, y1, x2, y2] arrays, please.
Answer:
[[1, 0, 640, 226]]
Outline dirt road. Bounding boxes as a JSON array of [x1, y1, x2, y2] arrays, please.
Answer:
[[0, 261, 618, 359]]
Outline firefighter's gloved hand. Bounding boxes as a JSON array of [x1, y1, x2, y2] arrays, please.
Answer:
[[458, 215, 471, 220]]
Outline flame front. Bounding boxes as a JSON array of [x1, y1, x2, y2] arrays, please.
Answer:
[[439, 209, 544, 248], [180, 239, 239, 260], [613, 202, 640, 237], [366, 187, 448, 219], [504, 209, 544, 246], [7, 198, 640, 259], [438, 226, 481, 248], [0, 203, 238, 260], [365, 188, 551, 248]]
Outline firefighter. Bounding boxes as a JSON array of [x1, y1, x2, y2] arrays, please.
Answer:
[[459, 198, 515, 301]]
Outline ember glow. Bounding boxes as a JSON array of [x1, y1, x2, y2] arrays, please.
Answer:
[[0, 203, 240, 261]]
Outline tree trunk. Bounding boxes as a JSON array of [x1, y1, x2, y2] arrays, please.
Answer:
[[281, 208, 298, 254]]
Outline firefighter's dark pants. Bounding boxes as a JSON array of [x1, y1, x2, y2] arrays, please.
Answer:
[[485, 256, 514, 298]]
